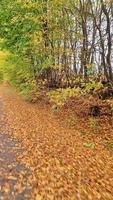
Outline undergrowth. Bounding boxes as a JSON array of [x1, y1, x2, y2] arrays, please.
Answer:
[[47, 87, 81, 107]]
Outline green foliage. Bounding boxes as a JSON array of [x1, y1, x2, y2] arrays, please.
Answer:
[[0, 0, 112, 100], [0, 49, 36, 98], [83, 81, 103, 94], [83, 142, 95, 148], [0, 0, 48, 78], [4, 55, 34, 83], [0, 71, 3, 82], [19, 82, 34, 101], [48, 87, 81, 106], [0, 50, 10, 81]]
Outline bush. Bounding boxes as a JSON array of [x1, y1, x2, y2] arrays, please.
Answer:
[[48, 87, 81, 106], [83, 81, 103, 94]]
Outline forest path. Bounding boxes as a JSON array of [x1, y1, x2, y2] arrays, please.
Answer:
[[0, 85, 113, 200], [0, 92, 32, 199]]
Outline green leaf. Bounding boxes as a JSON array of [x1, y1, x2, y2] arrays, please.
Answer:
[[83, 142, 95, 148]]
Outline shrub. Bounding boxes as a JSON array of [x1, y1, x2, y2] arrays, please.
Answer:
[[19, 80, 36, 101], [47, 87, 81, 106], [83, 81, 103, 94]]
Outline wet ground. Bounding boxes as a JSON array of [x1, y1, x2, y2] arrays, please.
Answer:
[[0, 99, 32, 200]]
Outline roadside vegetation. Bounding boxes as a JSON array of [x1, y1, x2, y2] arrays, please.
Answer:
[[0, 1, 113, 141]]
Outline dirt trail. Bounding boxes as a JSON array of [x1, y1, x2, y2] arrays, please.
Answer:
[[0, 98, 32, 199], [0, 85, 113, 200]]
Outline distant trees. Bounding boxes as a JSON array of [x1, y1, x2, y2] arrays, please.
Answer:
[[0, 0, 113, 87]]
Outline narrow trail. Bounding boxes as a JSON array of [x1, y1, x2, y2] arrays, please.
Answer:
[[0, 85, 113, 200], [0, 98, 32, 200]]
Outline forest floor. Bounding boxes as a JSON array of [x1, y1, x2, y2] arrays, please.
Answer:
[[0, 85, 113, 200]]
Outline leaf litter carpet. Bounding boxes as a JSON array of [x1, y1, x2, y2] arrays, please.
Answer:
[[0, 85, 113, 200], [0, 98, 32, 199]]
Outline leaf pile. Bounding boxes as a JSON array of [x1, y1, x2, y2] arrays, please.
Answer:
[[0, 85, 113, 200]]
